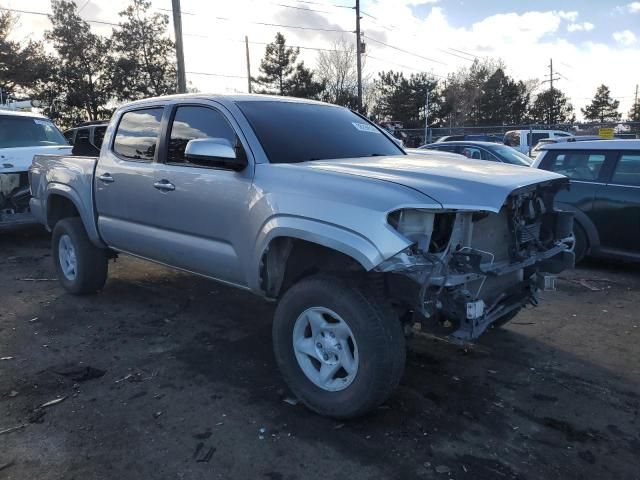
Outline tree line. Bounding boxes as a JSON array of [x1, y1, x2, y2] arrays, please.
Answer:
[[1, 0, 176, 126], [1, 2, 638, 129]]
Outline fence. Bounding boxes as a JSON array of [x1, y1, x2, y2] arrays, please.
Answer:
[[394, 121, 640, 148]]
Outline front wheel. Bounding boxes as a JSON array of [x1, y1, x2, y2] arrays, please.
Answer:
[[273, 275, 406, 419], [52, 217, 108, 295]]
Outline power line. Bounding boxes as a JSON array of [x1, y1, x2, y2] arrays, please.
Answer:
[[0, 6, 120, 26], [366, 54, 444, 77], [272, 3, 332, 14], [157, 8, 351, 33], [185, 35, 350, 53], [186, 71, 247, 79], [362, 34, 447, 65], [291, 0, 353, 8]]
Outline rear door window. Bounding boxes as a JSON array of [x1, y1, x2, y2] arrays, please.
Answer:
[[113, 108, 164, 162], [527, 132, 548, 146], [611, 152, 640, 186], [460, 146, 485, 160], [63, 130, 75, 144], [93, 126, 107, 149], [543, 150, 606, 181], [76, 128, 90, 143]]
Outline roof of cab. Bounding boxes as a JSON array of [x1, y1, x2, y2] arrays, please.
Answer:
[[541, 139, 640, 150], [121, 93, 333, 109]]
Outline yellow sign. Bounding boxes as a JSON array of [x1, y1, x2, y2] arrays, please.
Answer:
[[599, 128, 615, 139]]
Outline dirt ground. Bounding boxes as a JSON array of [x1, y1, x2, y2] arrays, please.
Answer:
[[1, 228, 639, 480]]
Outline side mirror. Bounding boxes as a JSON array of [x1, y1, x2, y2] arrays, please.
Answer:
[[184, 138, 247, 171]]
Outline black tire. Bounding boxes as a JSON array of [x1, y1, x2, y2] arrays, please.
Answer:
[[573, 223, 588, 264], [273, 275, 406, 419], [52, 217, 108, 295]]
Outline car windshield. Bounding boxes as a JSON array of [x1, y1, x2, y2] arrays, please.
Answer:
[[491, 145, 533, 166], [236, 101, 403, 163], [0, 115, 67, 148]]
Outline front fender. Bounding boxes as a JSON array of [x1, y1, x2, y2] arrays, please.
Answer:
[[45, 183, 104, 247], [250, 215, 410, 291]]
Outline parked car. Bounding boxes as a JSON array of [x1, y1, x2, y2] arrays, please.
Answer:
[[63, 121, 109, 156], [404, 147, 466, 160], [434, 134, 503, 143], [0, 110, 71, 228], [504, 129, 573, 154], [533, 139, 640, 263], [30, 94, 574, 418], [419, 141, 532, 166], [531, 135, 603, 159]]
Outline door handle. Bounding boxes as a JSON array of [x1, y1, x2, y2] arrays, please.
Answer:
[[98, 173, 114, 183], [153, 180, 175, 192]]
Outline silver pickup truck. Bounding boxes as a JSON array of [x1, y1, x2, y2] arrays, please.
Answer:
[[30, 94, 574, 418]]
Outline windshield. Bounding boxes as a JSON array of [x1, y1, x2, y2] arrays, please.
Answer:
[[0, 115, 68, 149], [236, 101, 404, 163], [492, 145, 533, 166]]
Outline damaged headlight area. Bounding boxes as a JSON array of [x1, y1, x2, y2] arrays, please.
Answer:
[[0, 172, 33, 227], [379, 181, 574, 343]]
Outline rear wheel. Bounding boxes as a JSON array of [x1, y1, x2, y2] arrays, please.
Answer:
[[52, 217, 108, 295], [571, 223, 588, 264], [273, 275, 406, 419]]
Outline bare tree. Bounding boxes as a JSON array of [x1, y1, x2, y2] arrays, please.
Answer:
[[316, 37, 359, 108]]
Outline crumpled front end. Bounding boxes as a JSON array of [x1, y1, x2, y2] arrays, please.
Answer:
[[0, 171, 34, 228], [378, 178, 574, 342]]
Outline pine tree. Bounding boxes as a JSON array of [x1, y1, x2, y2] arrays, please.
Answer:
[[108, 0, 177, 101], [43, 0, 112, 124], [477, 68, 529, 125], [529, 88, 575, 125], [0, 11, 52, 98], [581, 84, 621, 123], [371, 71, 440, 128], [254, 33, 323, 99]]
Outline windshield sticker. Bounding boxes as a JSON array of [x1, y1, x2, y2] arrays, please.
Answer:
[[352, 122, 379, 133], [33, 119, 52, 126]]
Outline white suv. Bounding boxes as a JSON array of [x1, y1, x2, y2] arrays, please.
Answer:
[[504, 129, 572, 155], [0, 110, 71, 228]]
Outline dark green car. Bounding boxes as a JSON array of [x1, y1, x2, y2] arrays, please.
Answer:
[[533, 140, 640, 262]]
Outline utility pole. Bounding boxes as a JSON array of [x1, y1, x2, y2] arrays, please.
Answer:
[[548, 58, 554, 125], [424, 90, 430, 145], [355, 0, 363, 112], [172, 0, 187, 94], [245, 36, 252, 93], [541, 58, 560, 125]]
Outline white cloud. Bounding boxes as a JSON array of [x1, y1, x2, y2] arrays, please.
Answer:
[[614, 2, 640, 13], [613, 29, 638, 45], [557, 11, 579, 22], [3, 0, 640, 120], [626, 2, 640, 12], [567, 22, 594, 32]]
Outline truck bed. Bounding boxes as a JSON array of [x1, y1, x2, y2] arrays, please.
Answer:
[[29, 154, 99, 232]]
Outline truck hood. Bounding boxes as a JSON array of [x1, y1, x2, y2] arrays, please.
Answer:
[[1, 145, 72, 174], [303, 155, 566, 213]]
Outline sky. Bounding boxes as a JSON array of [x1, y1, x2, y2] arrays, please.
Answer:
[[2, 0, 640, 120]]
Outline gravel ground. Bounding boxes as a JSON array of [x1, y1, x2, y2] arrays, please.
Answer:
[[1, 228, 639, 480]]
